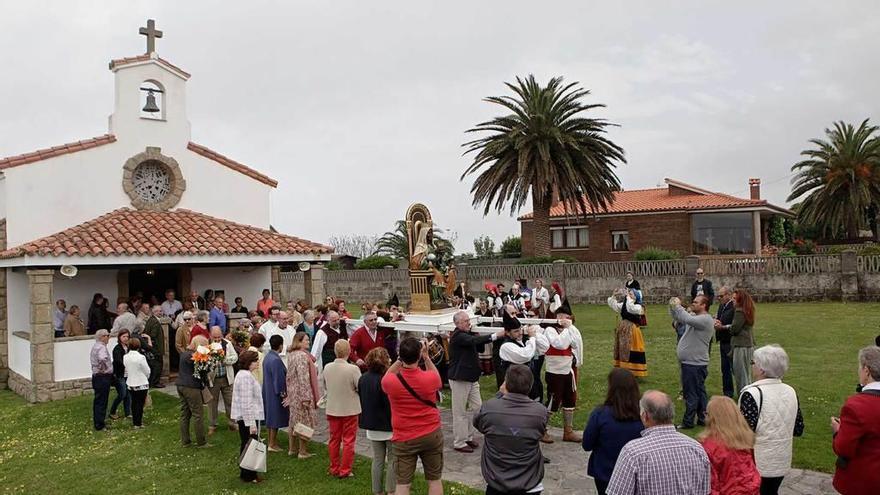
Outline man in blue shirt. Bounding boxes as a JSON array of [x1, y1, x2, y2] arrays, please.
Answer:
[[209, 296, 227, 334]]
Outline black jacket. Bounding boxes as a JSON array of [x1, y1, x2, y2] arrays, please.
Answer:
[[715, 300, 735, 343], [448, 329, 492, 382], [357, 371, 392, 432], [474, 392, 548, 492], [112, 344, 127, 379], [691, 278, 715, 307], [175, 351, 203, 389]]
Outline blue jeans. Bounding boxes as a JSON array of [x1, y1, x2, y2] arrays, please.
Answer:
[[91, 374, 113, 430], [110, 376, 131, 417], [680, 364, 707, 427], [719, 341, 734, 397]]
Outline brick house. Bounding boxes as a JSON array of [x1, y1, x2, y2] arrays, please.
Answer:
[[519, 178, 793, 262]]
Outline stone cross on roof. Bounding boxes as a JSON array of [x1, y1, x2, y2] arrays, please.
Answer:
[[139, 19, 163, 54]]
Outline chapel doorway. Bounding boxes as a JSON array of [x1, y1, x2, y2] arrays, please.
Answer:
[[128, 268, 181, 305], [128, 268, 181, 372]]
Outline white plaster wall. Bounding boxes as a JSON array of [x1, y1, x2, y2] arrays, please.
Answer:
[[3, 60, 273, 248], [9, 335, 31, 379], [7, 269, 28, 333], [53, 269, 118, 319], [191, 266, 271, 311], [54, 337, 118, 382], [0, 175, 6, 219]]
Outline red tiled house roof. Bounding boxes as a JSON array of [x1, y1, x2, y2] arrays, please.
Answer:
[[0, 208, 332, 259], [518, 179, 792, 220]]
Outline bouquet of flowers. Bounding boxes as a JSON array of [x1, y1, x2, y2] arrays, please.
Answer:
[[193, 345, 214, 385], [208, 342, 226, 368]]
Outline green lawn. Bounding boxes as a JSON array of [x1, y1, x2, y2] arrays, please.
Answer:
[[0, 302, 872, 491], [469, 301, 878, 473], [0, 390, 480, 495]]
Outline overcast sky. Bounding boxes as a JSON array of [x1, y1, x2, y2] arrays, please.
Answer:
[[2, 1, 879, 252]]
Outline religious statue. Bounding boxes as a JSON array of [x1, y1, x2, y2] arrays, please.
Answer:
[[405, 203, 455, 312]]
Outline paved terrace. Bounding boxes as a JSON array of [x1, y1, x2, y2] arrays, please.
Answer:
[[157, 388, 835, 494]]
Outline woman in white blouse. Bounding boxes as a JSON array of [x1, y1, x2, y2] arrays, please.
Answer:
[[122, 337, 152, 428], [231, 350, 265, 483]]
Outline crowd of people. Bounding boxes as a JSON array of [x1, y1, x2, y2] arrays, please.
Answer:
[[84, 277, 880, 495]]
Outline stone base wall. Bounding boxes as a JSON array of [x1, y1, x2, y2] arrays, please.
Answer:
[[8, 370, 92, 403], [8, 370, 35, 402]]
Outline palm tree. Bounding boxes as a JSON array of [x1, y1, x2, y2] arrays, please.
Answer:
[[788, 119, 880, 239], [461, 75, 625, 257], [373, 220, 455, 262]]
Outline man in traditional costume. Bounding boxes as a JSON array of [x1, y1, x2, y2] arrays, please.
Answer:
[[531, 279, 550, 318], [607, 289, 648, 378], [543, 300, 583, 443], [310, 310, 348, 373], [498, 313, 548, 402]]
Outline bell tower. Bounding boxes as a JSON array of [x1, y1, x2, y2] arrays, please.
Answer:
[[108, 19, 192, 149]]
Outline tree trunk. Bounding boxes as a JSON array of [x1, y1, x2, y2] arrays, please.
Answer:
[[532, 193, 552, 257]]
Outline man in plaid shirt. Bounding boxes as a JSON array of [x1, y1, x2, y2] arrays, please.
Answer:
[[607, 390, 710, 495]]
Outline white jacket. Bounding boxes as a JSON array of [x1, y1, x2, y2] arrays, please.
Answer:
[[739, 378, 799, 477], [123, 351, 151, 389], [220, 339, 239, 379]]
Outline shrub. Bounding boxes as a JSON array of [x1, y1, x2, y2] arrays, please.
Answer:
[[633, 246, 681, 261], [325, 260, 343, 271], [789, 238, 816, 255], [778, 249, 797, 257], [355, 255, 399, 269], [516, 255, 575, 265], [500, 236, 522, 257], [859, 244, 880, 256]]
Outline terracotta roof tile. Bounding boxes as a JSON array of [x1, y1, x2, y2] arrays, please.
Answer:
[[0, 208, 332, 259], [518, 180, 787, 220], [108, 54, 191, 79], [0, 135, 116, 170], [187, 142, 278, 188]]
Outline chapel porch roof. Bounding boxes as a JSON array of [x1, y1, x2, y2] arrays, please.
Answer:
[[0, 208, 332, 267]]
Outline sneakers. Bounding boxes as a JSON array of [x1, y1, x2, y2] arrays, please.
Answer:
[[453, 445, 475, 453], [675, 424, 694, 430]]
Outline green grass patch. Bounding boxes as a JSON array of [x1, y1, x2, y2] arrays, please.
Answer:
[[470, 301, 877, 473], [0, 390, 480, 494]]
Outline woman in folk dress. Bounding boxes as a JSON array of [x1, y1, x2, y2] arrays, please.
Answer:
[[607, 289, 648, 378]]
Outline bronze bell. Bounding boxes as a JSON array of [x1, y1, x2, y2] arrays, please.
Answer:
[[142, 90, 160, 113]]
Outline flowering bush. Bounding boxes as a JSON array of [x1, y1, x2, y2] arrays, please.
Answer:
[[229, 327, 250, 349]]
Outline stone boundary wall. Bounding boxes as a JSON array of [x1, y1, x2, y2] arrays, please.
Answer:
[[277, 252, 880, 306]]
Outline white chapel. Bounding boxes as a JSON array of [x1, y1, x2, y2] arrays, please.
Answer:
[[0, 20, 331, 402]]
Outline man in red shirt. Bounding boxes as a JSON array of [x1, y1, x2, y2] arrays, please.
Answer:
[[382, 337, 444, 495], [349, 312, 388, 371]]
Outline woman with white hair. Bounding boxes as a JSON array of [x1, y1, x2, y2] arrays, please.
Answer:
[[738, 344, 804, 495]]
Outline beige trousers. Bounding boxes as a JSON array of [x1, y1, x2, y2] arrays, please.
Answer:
[[449, 379, 481, 449]]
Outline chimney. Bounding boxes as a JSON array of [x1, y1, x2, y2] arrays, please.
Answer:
[[749, 178, 761, 200]]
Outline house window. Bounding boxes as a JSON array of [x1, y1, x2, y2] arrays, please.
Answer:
[[612, 231, 630, 252], [551, 226, 589, 249], [691, 212, 754, 255], [552, 229, 564, 249]]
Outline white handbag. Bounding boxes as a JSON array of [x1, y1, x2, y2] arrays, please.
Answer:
[[239, 436, 267, 473], [293, 422, 314, 439]]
